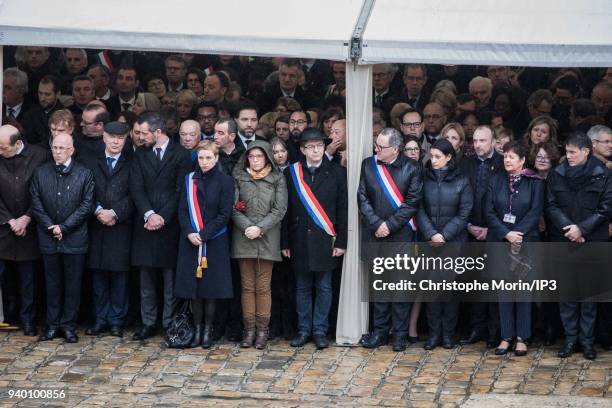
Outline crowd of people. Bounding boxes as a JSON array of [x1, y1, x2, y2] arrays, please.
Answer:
[[1, 46, 611, 360]]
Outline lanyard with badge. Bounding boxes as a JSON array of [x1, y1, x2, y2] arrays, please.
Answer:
[[503, 177, 518, 224]]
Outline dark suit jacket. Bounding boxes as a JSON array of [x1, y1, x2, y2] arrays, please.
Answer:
[[129, 139, 192, 268], [256, 86, 322, 114]]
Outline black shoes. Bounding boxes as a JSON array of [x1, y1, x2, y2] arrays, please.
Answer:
[[442, 337, 455, 349], [557, 342, 576, 358], [110, 326, 123, 337], [362, 333, 388, 349], [583, 346, 597, 360], [495, 339, 513, 355], [201, 326, 214, 349], [191, 325, 203, 347], [459, 331, 486, 345], [85, 324, 109, 336], [407, 335, 419, 344], [39, 328, 60, 341], [392, 335, 407, 352], [514, 338, 528, 356], [424, 337, 441, 350], [23, 325, 37, 337], [290, 333, 310, 347], [64, 330, 79, 343], [132, 325, 156, 341], [313, 335, 329, 349]]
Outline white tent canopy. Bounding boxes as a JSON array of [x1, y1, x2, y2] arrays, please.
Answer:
[[2, 0, 612, 346], [361, 0, 612, 67]]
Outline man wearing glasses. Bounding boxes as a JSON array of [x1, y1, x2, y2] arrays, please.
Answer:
[[588, 125, 612, 169], [357, 127, 422, 351], [196, 101, 219, 141], [30, 132, 95, 343], [399, 108, 427, 162], [372, 64, 398, 114], [74, 102, 109, 167]]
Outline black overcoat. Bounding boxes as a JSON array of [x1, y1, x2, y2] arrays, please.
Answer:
[[281, 157, 348, 273], [175, 164, 234, 299], [87, 152, 134, 271], [0, 144, 49, 261], [130, 140, 192, 268]]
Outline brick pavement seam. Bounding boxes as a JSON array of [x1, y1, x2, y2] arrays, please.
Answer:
[[569, 358, 591, 396], [549, 350, 569, 395], [516, 344, 545, 394], [316, 346, 349, 395], [400, 348, 431, 402], [432, 346, 461, 404]]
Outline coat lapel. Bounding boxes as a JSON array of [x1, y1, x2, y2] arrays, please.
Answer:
[[156, 140, 175, 174]]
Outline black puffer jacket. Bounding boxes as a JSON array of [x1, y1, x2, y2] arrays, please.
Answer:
[[417, 163, 473, 242], [357, 154, 422, 242], [30, 160, 95, 254], [545, 156, 612, 242]]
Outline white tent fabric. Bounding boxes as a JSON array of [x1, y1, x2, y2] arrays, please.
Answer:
[[0, 0, 363, 60], [336, 63, 372, 345], [361, 0, 612, 67]]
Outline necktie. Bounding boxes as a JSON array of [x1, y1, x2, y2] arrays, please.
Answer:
[[375, 95, 383, 107], [7, 107, 15, 118], [121, 103, 131, 111], [155, 147, 162, 162], [408, 98, 417, 107], [308, 166, 317, 182], [107, 157, 116, 174], [245, 139, 252, 147]]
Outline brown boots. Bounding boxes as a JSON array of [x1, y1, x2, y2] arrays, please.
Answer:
[[255, 316, 269, 350], [240, 318, 256, 348]]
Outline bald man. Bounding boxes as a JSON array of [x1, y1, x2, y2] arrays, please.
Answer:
[[325, 119, 346, 166], [30, 132, 95, 343], [179, 119, 201, 162], [0, 125, 48, 334]]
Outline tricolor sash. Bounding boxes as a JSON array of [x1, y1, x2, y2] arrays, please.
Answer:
[[185, 172, 227, 278], [289, 162, 336, 237], [371, 156, 417, 231]]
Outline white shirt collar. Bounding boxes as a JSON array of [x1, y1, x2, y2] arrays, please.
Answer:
[[118, 95, 136, 106], [57, 158, 72, 167], [6, 102, 23, 117], [105, 151, 121, 160], [154, 137, 170, 153], [98, 89, 112, 101]]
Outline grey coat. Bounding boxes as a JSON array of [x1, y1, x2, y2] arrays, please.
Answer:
[[231, 141, 288, 262]]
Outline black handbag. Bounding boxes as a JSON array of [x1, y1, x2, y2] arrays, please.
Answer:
[[165, 300, 195, 348]]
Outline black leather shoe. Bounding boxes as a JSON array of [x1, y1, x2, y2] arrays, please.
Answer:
[[362, 333, 388, 349], [557, 342, 575, 358], [110, 326, 123, 337], [495, 339, 513, 355], [85, 324, 109, 336], [290, 333, 310, 347], [64, 330, 79, 343], [583, 346, 597, 360], [392, 335, 407, 352], [313, 335, 329, 349], [514, 338, 527, 356], [226, 329, 242, 342], [424, 337, 441, 350], [201, 325, 214, 349], [132, 325, 156, 341], [486, 335, 500, 349], [39, 328, 60, 341], [407, 335, 418, 344], [23, 325, 37, 336], [191, 325, 203, 348], [459, 331, 486, 345], [442, 337, 455, 349]]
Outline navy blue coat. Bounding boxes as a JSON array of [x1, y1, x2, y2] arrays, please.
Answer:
[[175, 164, 234, 299]]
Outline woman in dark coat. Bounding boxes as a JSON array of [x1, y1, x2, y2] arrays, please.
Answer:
[[175, 140, 234, 349], [417, 139, 473, 350], [486, 140, 544, 356]]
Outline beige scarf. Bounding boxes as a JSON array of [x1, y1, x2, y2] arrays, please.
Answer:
[[247, 164, 272, 180]]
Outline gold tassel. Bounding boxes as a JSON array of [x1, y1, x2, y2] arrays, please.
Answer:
[[196, 266, 202, 279], [200, 257, 208, 269]]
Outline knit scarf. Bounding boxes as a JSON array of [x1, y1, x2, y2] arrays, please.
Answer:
[[247, 164, 272, 180]]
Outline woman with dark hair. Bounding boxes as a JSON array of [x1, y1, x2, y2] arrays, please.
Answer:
[[491, 84, 528, 136], [319, 107, 344, 138], [529, 141, 561, 179], [417, 139, 473, 349], [525, 115, 559, 148], [486, 140, 544, 356], [231, 141, 287, 349], [175, 141, 234, 348]]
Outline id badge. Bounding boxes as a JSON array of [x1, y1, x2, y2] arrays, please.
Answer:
[[503, 213, 516, 224]]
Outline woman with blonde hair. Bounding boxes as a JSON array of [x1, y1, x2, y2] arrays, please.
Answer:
[[133, 92, 162, 115]]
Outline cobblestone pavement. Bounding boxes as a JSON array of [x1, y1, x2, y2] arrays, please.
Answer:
[[0, 330, 611, 407]]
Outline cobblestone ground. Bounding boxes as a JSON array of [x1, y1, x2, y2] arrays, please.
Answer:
[[0, 330, 611, 407]]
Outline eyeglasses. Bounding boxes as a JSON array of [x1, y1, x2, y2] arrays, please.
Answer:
[[405, 147, 420, 153], [401, 121, 422, 128], [535, 155, 550, 162], [372, 72, 390, 78], [289, 120, 307, 126], [374, 143, 394, 151], [248, 153, 265, 160], [594, 139, 612, 145], [197, 114, 218, 121], [303, 144, 324, 151]]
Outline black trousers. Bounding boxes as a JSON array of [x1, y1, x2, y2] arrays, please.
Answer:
[[469, 302, 499, 338], [42, 254, 85, 331], [92, 269, 128, 327], [560, 301, 597, 347], [0, 260, 37, 326], [372, 301, 411, 338], [426, 302, 458, 339]]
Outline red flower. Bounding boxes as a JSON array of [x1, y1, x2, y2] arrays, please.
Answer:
[[235, 200, 247, 213]]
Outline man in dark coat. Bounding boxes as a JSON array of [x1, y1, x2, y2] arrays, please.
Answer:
[[458, 125, 505, 348], [357, 127, 423, 351], [22, 75, 63, 146], [30, 132, 95, 343], [0, 125, 48, 335], [85, 122, 134, 338], [214, 118, 244, 175], [546, 132, 612, 360], [74, 103, 108, 167], [130, 111, 192, 340], [282, 128, 348, 349]]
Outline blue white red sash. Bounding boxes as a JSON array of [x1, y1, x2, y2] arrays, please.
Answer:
[[371, 156, 417, 231], [185, 172, 227, 278], [289, 162, 336, 237]]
